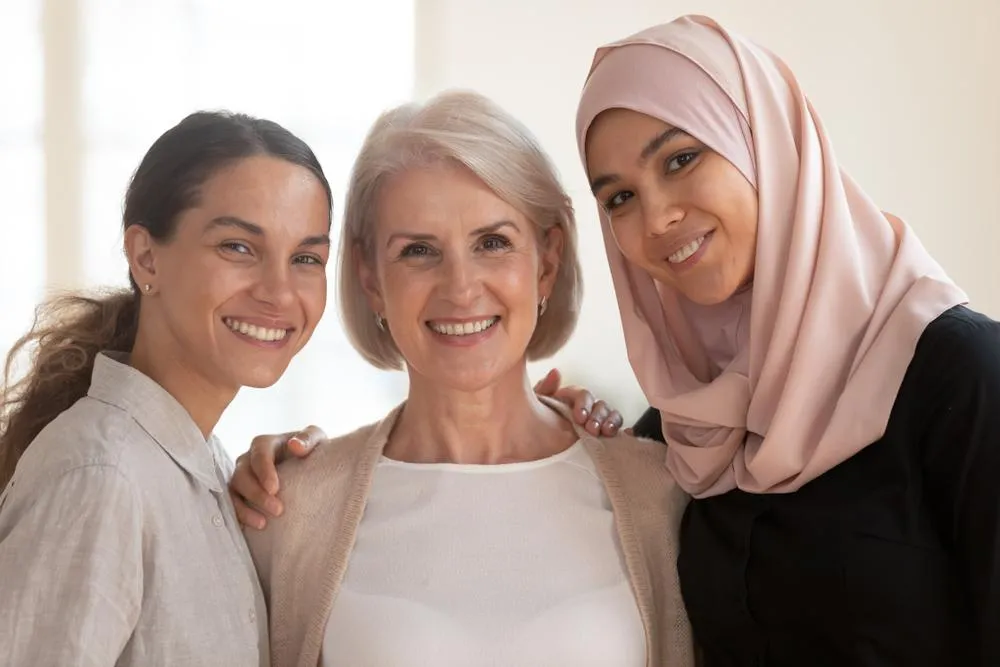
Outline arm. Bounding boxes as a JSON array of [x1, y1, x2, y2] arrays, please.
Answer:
[[919, 314, 1000, 666], [0, 464, 143, 666]]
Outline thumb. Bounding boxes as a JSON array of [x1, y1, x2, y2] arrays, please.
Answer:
[[533, 368, 561, 396], [286, 433, 316, 458]]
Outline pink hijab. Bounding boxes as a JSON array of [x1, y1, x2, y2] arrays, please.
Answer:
[[576, 15, 967, 497]]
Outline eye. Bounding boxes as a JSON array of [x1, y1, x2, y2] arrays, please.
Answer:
[[400, 242, 436, 258], [293, 254, 325, 266], [220, 241, 252, 256], [479, 234, 513, 252], [603, 190, 634, 212], [665, 150, 700, 174]]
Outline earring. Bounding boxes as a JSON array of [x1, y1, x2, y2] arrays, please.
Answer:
[[375, 313, 387, 331], [142, 284, 152, 294], [538, 296, 548, 316]]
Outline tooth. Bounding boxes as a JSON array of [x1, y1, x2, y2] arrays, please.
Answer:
[[474, 321, 483, 333], [239, 322, 249, 334]]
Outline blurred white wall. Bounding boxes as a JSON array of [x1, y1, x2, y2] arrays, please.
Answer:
[[415, 0, 1000, 421], [2, 0, 997, 439]]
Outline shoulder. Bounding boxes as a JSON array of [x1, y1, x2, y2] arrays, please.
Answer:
[[245, 415, 387, 554], [275, 418, 385, 495], [906, 305, 1000, 393], [585, 432, 688, 505], [11, 396, 147, 490]]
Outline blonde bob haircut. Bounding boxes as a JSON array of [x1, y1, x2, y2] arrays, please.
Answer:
[[338, 90, 583, 371]]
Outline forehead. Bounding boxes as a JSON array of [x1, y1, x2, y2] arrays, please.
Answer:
[[198, 156, 325, 213], [191, 155, 329, 232], [376, 161, 525, 231], [585, 108, 675, 166]]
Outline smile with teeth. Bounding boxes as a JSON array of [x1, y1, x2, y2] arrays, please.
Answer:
[[428, 317, 499, 337], [668, 235, 707, 264], [224, 317, 290, 342]]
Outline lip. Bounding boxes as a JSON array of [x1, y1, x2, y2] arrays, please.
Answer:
[[657, 228, 716, 260], [426, 316, 499, 325], [222, 316, 296, 330], [425, 316, 500, 348], [662, 230, 713, 273], [222, 316, 297, 350]]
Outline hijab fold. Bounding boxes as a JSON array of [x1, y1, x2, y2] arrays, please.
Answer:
[[576, 15, 966, 497]]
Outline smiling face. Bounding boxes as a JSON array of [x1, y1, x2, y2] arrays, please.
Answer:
[[359, 161, 562, 392], [127, 155, 331, 392], [585, 108, 758, 305]]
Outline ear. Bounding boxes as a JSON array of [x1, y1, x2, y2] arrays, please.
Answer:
[[124, 225, 159, 292], [353, 243, 385, 315], [537, 225, 564, 299]]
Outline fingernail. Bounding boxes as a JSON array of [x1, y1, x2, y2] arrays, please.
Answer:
[[579, 408, 589, 419], [289, 436, 309, 449], [266, 499, 283, 516]]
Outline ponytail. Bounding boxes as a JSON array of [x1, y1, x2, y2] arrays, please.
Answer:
[[0, 289, 138, 488]]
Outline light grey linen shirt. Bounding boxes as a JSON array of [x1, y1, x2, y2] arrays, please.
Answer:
[[0, 352, 269, 666]]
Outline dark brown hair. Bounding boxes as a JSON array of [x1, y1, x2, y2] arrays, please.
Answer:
[[0, 111, 332, 488]]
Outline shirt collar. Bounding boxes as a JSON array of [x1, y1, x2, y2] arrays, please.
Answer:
[[87, 352, 223, 492]]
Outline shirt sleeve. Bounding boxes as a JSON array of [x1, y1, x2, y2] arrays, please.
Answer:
[[917, 312, 1000, 666], [0, 463, 144, 666]]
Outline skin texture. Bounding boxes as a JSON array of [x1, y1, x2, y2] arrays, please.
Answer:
[[125, 155, 331, 436], [585, 108, 758, 306]]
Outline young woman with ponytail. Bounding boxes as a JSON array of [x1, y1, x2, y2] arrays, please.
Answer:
[[0, 110, 332, 666]]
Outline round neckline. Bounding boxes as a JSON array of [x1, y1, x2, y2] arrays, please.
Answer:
[[379, 439, 583, 473]]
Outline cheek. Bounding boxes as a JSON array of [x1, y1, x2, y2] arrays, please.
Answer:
[[609, 217, 648, 266], [296, 271, 328, 320], [381, 265, 431, 317]]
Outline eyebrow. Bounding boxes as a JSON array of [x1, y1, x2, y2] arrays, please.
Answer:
[[589, 126, 689, 195], [385, 219, 519, 248], [204, 215, 331, 247]]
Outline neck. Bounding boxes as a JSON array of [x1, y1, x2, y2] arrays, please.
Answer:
[[129, 325, 235, 440], [388, 363, 577, 465]]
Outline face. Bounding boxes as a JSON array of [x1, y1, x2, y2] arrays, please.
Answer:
[[127, 155, 330, 391], [585, 108, 758, 305], [359, 161, 562, 392]]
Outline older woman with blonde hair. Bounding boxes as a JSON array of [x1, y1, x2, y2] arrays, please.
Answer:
[[244, 90, 694, 667]]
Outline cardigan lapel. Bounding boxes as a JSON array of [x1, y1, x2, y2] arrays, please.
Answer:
[[293, 404, 404, 667]]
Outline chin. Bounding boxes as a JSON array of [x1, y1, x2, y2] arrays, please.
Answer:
[[233, 365, 289, 390]]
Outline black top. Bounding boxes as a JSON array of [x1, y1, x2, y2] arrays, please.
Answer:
[[633, 305, 1000, 667]]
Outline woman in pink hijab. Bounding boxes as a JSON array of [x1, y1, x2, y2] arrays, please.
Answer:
[[578, 14, 998, 667]]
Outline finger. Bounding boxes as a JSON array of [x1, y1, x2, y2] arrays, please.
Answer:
[[566, 390, 595, 425], [230, 461, 285, 518], [284, 424, 328, 459], [533, 368, 561, 396], [624, 427, 635, 436], [248, 435, 285, 495], [586, 399, 611, 435], [601, 410, 625, 437], [231, 491, 268, 530]]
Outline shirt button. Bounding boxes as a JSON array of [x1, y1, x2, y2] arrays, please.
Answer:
[[212, 514, 224, 527]]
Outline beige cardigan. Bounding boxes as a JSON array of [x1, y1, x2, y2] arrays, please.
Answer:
[[245, 400, 695, 667]]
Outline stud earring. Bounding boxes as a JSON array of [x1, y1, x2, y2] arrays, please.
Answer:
[[538, 296, 548, 316], [375, 313, 387, 331], [142, 284, 152, 294]]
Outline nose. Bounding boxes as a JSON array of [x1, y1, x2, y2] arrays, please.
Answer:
[[438, 254, 482, 308], [641, 190, 685, 238], [251, 258, 296, 310]]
